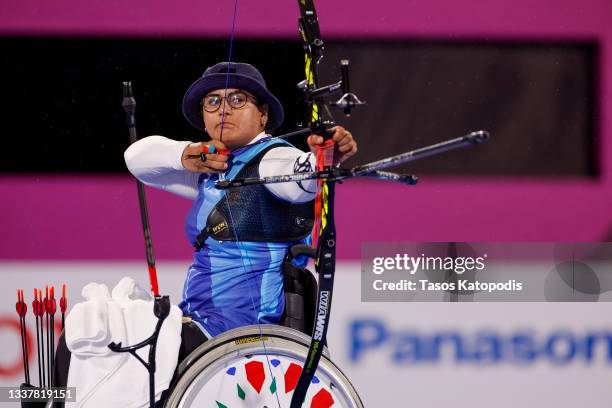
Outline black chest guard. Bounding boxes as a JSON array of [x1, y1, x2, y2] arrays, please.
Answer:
[[194, 144, 315, 249]]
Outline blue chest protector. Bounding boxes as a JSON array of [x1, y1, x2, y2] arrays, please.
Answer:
[[179, 138, 314, 338]]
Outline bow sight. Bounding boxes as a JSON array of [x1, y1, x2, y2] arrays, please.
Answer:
[[297, 59, 366, 120]]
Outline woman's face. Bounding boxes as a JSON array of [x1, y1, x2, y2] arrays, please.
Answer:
[[202, 88, 269, 149]]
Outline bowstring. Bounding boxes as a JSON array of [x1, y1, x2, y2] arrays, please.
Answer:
[[219, 1, 283, 406]]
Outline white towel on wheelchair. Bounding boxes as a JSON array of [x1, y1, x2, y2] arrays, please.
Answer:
[[65, 277, 182, 408]]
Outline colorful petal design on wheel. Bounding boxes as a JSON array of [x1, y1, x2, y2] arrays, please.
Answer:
[[284, 362, 303, 393], [215, 358, 337, 406], [311, 388, 335, 408], [245, 360, 265, 393]]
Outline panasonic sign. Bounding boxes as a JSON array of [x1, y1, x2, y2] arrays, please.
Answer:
[[349, 319, 612, 364]]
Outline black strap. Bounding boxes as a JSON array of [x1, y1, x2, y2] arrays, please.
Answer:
[[194, 228, 209, 251]]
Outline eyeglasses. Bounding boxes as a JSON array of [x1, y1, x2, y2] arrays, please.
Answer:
[[201, 90, 258, 113]]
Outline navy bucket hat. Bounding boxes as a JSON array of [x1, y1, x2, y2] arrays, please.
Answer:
[[182, 62, 284, 132]]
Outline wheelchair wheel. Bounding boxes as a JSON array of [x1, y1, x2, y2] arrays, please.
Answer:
[[164, 324, 363, 407]]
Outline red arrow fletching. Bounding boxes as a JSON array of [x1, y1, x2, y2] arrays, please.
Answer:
[[15, 289, 27, 317], [32, 288, 41, 317], [47, 298, 57, 316], [60, 283, 68, 313]]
